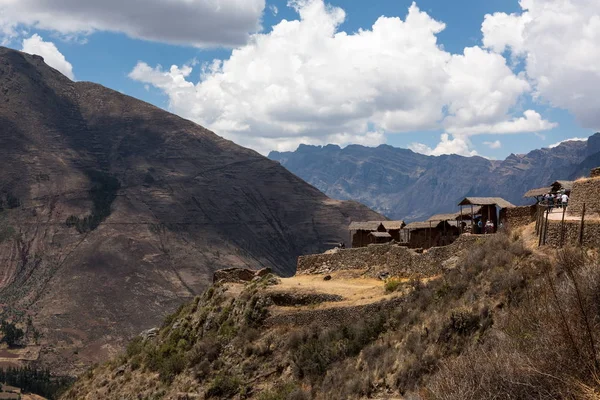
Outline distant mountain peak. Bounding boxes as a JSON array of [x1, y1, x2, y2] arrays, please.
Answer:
[[269, 135, 595, 221]]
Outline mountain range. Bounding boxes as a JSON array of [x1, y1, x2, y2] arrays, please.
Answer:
[[0, 46, 381, 373], [269, 134, 600, 221]]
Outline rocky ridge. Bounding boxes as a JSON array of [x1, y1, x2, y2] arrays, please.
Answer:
[[269, 135, 600, 221]]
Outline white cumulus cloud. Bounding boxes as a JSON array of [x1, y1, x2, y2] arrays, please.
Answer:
[[482, 0, 600, 130], [484, 140, 502, 149], [21, 34, 74, 80], [447, 110, 558, 136], [409, 134, 478, 157], [129, 0, 556, 154], [0, 0, 265, 47]]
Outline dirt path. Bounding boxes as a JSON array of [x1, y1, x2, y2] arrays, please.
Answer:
[[546, 207, 600, 221]]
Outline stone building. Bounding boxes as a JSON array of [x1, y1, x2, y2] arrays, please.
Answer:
[[404, 220, 456, 249], [348, 220, 405, 248], [382, 220, 407, 243], [349, 221, 386, 248]]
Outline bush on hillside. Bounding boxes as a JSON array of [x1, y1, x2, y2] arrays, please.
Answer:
[[0, 320, 24, 347], [425, 247, 600, 400]]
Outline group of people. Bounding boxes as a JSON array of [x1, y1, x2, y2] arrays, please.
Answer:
[[464, 219, 502, 234], [543, 192, 569, 209], [475, 219, 499, 234]]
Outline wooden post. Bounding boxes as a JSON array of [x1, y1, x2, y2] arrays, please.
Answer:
[[579, 203, 586, 246], [543, 206, 550, 246], [535, 204, 540, 235], [460, 206, 463, 234], [429, 221, 432, 249], [559, 205, 567, 247], [538, 206, 544, 247], [470, 204, 474, 233]]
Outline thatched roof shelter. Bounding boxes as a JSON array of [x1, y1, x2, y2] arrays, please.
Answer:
[[427, 206, 482, 222], [427, 213, 459, 222], [458, 197, 515, 209], [381, 220, 406, 230], [369, 232, 392, 238], [348, 221, 385, 231], [405, 221, 435, 230], [551, 180, 574, 191], [524, 187, 549, 198]]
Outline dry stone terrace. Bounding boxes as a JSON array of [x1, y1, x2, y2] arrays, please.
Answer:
[[297, 235, 491, 278], [531, 168, 600, 247]]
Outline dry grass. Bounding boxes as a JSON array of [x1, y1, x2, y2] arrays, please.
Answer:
[[424, 246, 600, 400], [66, 232, 600, 400]]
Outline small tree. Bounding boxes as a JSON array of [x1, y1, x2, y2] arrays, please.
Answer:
[[1, 320, 24, 347]]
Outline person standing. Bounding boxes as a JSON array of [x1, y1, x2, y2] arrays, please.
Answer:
[[561, 193, 569, 208]]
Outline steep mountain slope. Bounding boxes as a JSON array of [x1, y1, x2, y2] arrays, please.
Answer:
[[0, 47, 382, 373], [269, 137, 599, 221], [569, 133, 600, 179]]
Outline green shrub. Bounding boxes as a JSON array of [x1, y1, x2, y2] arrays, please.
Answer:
[[384, 278, 403, 293], [125, 336, 144, 358], [205, 374, 241, 398], [257, 383, 299, 400], [291, 313, 387, 381], [0, 320, 24, 347]]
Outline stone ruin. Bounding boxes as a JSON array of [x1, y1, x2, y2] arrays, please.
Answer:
[[212, 267, 272, 284]]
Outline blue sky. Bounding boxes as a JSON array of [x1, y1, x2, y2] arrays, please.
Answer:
[[2, 0, 598, 158]]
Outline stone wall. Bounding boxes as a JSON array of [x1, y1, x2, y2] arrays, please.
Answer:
[[213, 267, 271, 283], [568, 177, 600, 216], [504, 205, 536, 229], [265, 295, 406, 328], [297, 234, 491, 277], [544, 220, 600, 247]]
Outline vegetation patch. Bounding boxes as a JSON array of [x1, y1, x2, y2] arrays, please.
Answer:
[[384, 277, 404, 293], [205, 374, 242, 399], [0, 367, 73, 399], [65, 170, 120, 233], [0, 192, 21, 211], [0, 320, 24, 348]]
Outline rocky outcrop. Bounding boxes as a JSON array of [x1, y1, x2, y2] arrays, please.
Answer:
[[213, 268, 273, 284]]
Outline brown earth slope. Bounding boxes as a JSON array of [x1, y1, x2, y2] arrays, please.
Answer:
[[0, 47, 382, 373]]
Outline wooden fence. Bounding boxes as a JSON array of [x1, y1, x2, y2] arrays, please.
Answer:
[[535, 203, 586, 247]]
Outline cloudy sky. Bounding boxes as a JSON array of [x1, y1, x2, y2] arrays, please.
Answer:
[[1, 0, 599, 158]]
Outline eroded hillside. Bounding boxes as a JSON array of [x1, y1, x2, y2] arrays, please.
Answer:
[[63, 226, 600, 399]]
